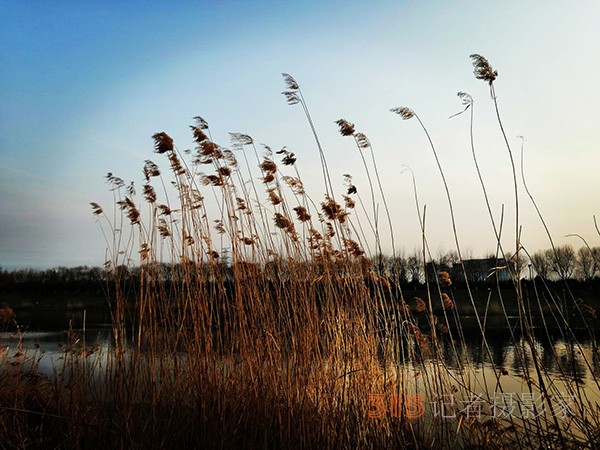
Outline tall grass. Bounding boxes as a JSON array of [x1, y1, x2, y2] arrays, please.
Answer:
[[1, 55, 599, 449]]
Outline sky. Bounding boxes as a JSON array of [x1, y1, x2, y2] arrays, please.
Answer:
[[1, 0, 599, 269]]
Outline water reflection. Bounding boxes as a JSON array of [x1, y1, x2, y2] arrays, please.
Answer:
[[0, 326, 114, 377], [2, 321, 599, 386]]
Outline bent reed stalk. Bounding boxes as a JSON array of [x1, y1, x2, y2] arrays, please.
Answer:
[[1, 56, 599, 450]]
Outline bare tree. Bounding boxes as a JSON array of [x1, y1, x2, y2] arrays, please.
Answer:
[[386, 251, 409, 283], [406, 252, 423, 284], [437, 249, 460, 271], [577, 246, 599, 281], [547, 245, 577, 280], [505, 250, 528, 280], [377, 254, 405, 281], [531, 250, 550, 279]]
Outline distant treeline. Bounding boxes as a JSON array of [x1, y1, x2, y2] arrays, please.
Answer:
[[0, 266, 106, 294], [1, 243, 599, 295]]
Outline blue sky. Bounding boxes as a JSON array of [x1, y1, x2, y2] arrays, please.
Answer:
[[1, 0, 599, 269]]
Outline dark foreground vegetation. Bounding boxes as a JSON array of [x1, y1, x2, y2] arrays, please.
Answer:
[[2, 55, 600, 449], [2, 262, 599, 331]]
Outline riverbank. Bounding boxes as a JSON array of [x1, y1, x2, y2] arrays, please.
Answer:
[[2, 280, 598, 330]]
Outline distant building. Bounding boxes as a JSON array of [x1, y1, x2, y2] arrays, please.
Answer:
[[458, 258, 511, 283], [426, 258, 511, 284]]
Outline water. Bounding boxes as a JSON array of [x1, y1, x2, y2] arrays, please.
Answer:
[[367, 318, 600, 444], [0, 326, 114, 377], [2, 319, 599, 419]]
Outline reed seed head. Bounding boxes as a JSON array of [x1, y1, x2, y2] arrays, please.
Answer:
[[390, 107, 414, 120], [414, 297, 427, 313], [199, 141, 220, 158], [325, 222, 335, 238], [218, 166, 232, 177], [158, 218, 171, 237], [268, 189, 282, 205], [261, 144, 273, 156], [293, 206, 311, 222], [281, 152, 296, 166], [223, 149, 237, 166], [457, 91, 473, 106], [274, 213, 292, 229], [193, 116, 209, 130], [167, 152, 185, 175], [442, 293, 454, 310], [117, 197, 140, 224], [354, 132, 370, 149], [236, 197, 247, 210], [344, 239, 364, 257], [469, 54, 498, 84], [229, 132, 254, 146], [260, 159, 277, 174], [143, 160, 161, 181], [106, 173, 125, 190], [214, 220, 226, 234], [282, 73, 299, 90], [0, 306, 16, 324], [152, 132, 174, 154], [158, 204, 172, 215], [190, 125, 209, 144], [282, 91, 300, 105], [321, 197, 342, 221], [274, 213, 298, 240], [343, 195, 355, 209], [126, 181, 136, 197], [203, 174, 224, 186], [283, 176, 304, 195], [143, 184, 157, 203], [90, 202, 103, 215], [438, 271, 452, 287], [139, 243, 150, 260], [276, 148, 297, 166], [437, 322, 450, 334], [335, 119, 355, 136]]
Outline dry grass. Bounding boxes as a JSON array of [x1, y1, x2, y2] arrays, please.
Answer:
[[1, 55, 599, 449]]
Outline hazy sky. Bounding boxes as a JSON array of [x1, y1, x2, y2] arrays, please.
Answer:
[[1, 0, 599, 269]]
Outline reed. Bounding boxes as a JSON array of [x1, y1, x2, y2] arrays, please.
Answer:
[[1, 55, 599, 449]]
